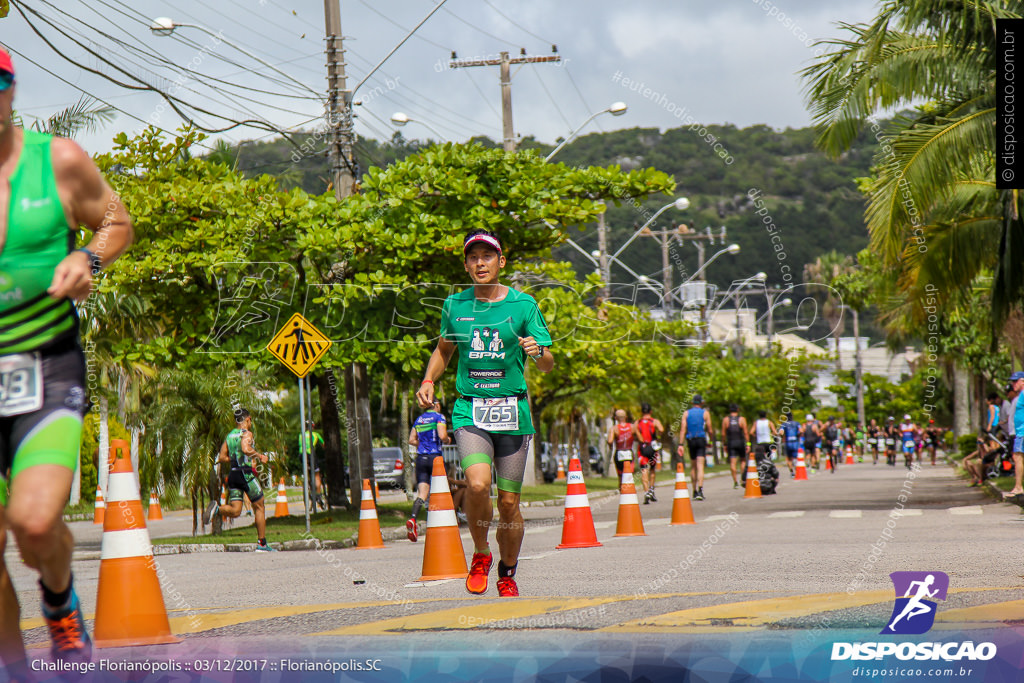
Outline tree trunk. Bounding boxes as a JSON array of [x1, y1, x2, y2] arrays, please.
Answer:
[[98, 395, 110, 495], [953, 363, 971, 439], [400, 384, 414, 494], [315, 369, 350, 509], [578, 411, 591, 477], [130, 426, 140, 480], [354, 363, 375, 502]]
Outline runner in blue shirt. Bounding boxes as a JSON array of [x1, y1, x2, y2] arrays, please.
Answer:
[[779, 412, 802, 478], [406, 401, 450, 541]]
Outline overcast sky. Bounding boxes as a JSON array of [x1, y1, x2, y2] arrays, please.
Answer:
[[4, 0, 880, 155]]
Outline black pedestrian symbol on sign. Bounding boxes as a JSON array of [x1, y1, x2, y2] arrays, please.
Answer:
[[275, 321, 324, 365]]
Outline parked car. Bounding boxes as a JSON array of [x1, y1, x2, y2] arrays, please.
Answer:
[[538, 442, 557, 483], [370, 447, 406, 489], [588, 445, 605, 475]]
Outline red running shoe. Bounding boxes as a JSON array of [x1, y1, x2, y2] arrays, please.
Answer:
[[465, 551, 493, 594], [496, 576, 519, 597], [406, 518, 418, 542]]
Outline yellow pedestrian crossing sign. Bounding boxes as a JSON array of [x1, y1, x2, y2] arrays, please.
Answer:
[[267, 313, 332, 377]]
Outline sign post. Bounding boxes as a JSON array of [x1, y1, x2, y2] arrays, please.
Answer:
[[267, 313, 333, 534]]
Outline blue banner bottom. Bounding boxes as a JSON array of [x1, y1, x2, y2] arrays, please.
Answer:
[[18, 627, 1024, 683]]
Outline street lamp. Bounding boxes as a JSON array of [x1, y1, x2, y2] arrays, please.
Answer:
[[390, 112, 445, 140], [678, 243, 740, 344], [731, 272, 766, 353], [611, 197, 690, 262], [150, 18, 321, 98], [545, 102, 627, 162], [683, 243, 740, 284]]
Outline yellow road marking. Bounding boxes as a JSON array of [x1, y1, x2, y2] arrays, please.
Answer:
[[600, 591, 894, 632], [937, 599, 1024, 624]]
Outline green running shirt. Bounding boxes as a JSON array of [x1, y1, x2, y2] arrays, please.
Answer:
[[0, 130, 77, 355], [440, 287, 551, 434], [226, 428, 253, 470]]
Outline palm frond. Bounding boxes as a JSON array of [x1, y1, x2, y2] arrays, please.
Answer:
[[30, 95, 116, 138]]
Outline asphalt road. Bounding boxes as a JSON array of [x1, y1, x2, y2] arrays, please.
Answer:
[[6, 454, 1023, 680]]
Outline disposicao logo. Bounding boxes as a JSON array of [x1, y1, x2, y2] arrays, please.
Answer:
[[882, 571, 948, 635], [831, 571, 997, 662]]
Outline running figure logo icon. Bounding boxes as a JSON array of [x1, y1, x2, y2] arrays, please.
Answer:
[[881, 571, 949, 635]]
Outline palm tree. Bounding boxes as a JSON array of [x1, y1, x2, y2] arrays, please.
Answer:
[[28, 96, 116, 138], [801, 0, 1017, 328], [804, 251, 856, 367]]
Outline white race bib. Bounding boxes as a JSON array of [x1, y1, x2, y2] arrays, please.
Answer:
[[472, 397, 519, 432], [616, 449, 633, 462], [833, 439, 841, 448], [0, 353, 43, 417], [886, 438, 895, 446]]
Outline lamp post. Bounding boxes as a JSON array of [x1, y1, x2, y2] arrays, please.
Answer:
[[680, 243, 739, 343], [150, 17, 322, 98], [390, 112, 445, 140], [730, 272, 766, 355], [544, 102, 627, 162], [765, 295, 792, 357]]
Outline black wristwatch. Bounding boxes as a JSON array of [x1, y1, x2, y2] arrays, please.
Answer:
[[531, 346, 546, 360], [77, 247, 102, 275]]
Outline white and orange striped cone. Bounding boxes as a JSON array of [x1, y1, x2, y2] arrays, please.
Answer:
[[743, 454, 761, 499], [556, 456, 602, 549], [94, 439, 180, 647], [845, 446, 855, 465], [219, 485, 227, 524], [794, 448, 808, 481], [274, 477, 289, 517], [147, 492, 163, 521], [614, 460, 646, 537], [555, 458, 566, 481], [355, 479, 385, 549], [418, 456, 468, 580], [670, 463, 696, 525], [93, 485, 105, 525]]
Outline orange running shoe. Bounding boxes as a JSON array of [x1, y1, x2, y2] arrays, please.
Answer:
[[496, 576, 519, 597], [43, 589, 92, 663], [465, 551, 493, 594]]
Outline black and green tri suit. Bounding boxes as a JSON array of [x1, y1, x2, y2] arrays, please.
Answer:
[[225, 428, 264, 503], [440, 286, 551, 493], [0, 130, 87, 505]]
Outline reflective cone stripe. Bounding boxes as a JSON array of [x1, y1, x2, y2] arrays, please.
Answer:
[[794, 449, 808, 481], [557, 456, 601, 549], [845, 447, 854, 465], [93, 486, 105, 525], [274, 477, 290, 517], [555, 459, 566, 481], [355, 479, 385, 549], [670, 463, 696, 525], [94, 440, 179, 648], [743, 455, 761, 499], [418, 456, 468, 580], [614, 460, 646, 537], [147, 492, 163, 521]]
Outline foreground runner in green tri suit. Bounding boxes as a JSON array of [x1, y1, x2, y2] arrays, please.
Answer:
[[0, 47, 133, 677], [416, 229, 554, 597]]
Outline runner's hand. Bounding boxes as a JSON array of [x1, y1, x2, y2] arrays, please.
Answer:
[[518, 336, 540, 357], [48, 251, 94, 302], [415, 381, 435, 409]]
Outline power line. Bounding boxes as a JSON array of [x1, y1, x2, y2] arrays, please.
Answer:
[[531, 63, 572, 130], [481, 0, 554, 46], [356, 0, 453, 52], [441, 6, 520, 49]]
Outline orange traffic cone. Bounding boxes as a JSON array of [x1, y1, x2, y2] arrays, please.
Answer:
[[556, 456, 602, 549], [274, 477, 290, 517], [147, 491, 163, 521], [845, 447, 855, 465], [93, 485, 105, 525], [219, 485, 227, 523], [555, 458, 566, 481], [825, 454, 833, 471], [94, 440, 180, 647], [614, 460, 646, 537], [670, 463, 696, 525], [355, 479, 385, 549], [794, 448, 808, 481], [418, 456, 468, 580], [743, 454, 761, 499]]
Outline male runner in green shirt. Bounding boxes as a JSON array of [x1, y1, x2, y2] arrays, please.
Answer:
[[0, 47, 133, 675], [207, 409, 275, 551], [416, 229, 554, 597]]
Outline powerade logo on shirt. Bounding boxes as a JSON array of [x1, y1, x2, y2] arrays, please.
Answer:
[[469, 369, 505, 379], [831, 571, 996, 663], [468, 327, 505, 359]]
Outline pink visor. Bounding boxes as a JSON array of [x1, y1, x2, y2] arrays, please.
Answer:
[[463, 234, 502, 254]]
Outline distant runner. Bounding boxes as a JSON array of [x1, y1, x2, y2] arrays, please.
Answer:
[[406, 400, 449, 542], [722, 404, 748, 488], [606, 409, 634, 478], [899, 414, 917, 470], [416, 229, 554, 597], [679, 395, 712, 501], [779, 412, 802, 478], [803, 414, 820, 471], [634, 403, 664, 504]]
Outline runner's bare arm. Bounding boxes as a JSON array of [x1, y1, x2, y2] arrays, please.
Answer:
[[48, 138, 133, 301], [241, 431, 268, 464], [416, 338, 456, 408], [408, 428, 418, 447], [217, 442, 230, 465], [437, 421, 449, 444], [518, 336, 553, 372]]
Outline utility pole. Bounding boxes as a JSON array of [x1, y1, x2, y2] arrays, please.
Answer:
[[639, 224, 726, 318], [450, 50, 561, 151], [324, 0, 368, 508], [597, 210, 610, 299], [853, 308, 865, 428]]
